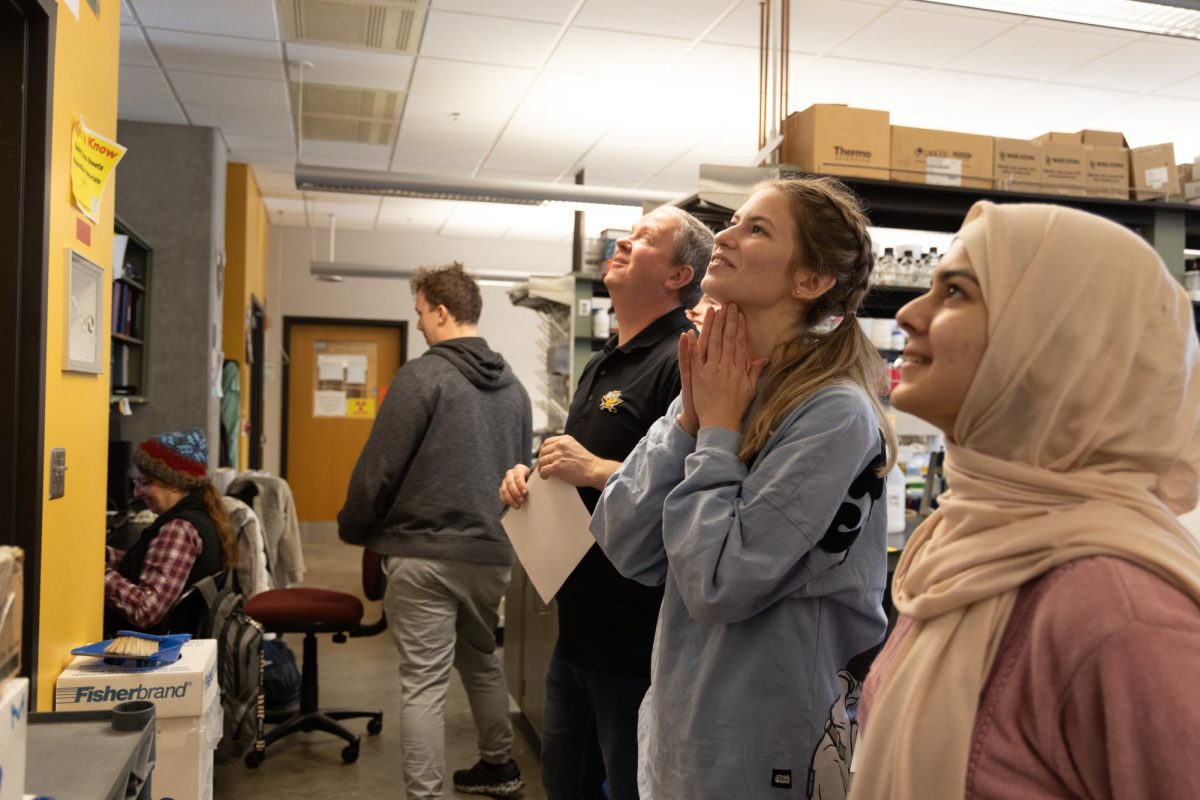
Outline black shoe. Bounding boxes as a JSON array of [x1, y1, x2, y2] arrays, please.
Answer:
[[452, 758, 524, 797]]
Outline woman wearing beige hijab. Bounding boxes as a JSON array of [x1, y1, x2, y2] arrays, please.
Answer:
[[852, 201, 1200, 798]]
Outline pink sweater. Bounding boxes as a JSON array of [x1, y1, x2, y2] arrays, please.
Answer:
[[861, 556, 1200, 798]]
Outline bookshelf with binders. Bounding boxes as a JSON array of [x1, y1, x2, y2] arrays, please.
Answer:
[[111, 217, 151, 403]]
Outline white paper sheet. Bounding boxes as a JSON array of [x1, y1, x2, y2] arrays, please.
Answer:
[[317, 355, 346, 382], [502, 472, 595, 605], [344, 354, 368, 386], [314, 389, 347, 417]]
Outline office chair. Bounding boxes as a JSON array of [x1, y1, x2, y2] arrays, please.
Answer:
[[243, 549, 387, 765]]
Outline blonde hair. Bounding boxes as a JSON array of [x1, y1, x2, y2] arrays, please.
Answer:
[[739, 176, 897, 471]]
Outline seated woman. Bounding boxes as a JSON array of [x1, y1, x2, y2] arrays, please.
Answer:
[[590, 176, 896, 799], [852, 202, 1200, 798], [105, 428, 237, 634]]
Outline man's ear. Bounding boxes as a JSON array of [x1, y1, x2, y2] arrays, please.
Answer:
[[792, 269, 835, 302], [434, 304, 451, 326], [664, 263, 694, 293]]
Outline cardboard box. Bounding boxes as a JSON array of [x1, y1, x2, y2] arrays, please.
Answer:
[[994, 138, 1042, 192], [1035, 133, 1087, 196], [1179, 163, 1194, 186], [890, 126, 993, 189], [1078, 129, 1128, 148], [56, 640, 218, 800], [1131, 143, 1181, 200], [0, 548, 22, 686], [1084, 145, 1130, 199], [1185, 180, 1200, 201], [781, 104, 891, 180], [0, 678, 29, 800]]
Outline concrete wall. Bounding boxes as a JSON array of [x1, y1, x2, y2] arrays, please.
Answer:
[[114, 121, 225, 465], [261, 225, 572, 475]]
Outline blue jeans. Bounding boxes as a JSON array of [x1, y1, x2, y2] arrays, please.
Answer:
[[541, 646, 650, 800]]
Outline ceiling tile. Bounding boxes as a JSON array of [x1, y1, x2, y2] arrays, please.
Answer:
[[431, 0, 578, 24], [251, 167, 297, 193], [119, 64, 174, 99], [484, 132, 586, 175], [393, 123, 495, 170], [440, 202, 536, 238], [127, 0, 280, 41], [546, 28, 689, 79], [420, 10, 560, 69], [673, 42, 789, 93], [226, 149, 297, 169], [500, 205, 577, 241], [790, 57, 933, 112], [1004, 83, 1136, 132], [704, 0, 761, 48], [1057, 40, 1200, 93], [145, 28, 284, 80], [376, 197, 455, 233], [118, 96, 188, 125], [946, 22, 1131, 80], [120, 25, 157, 67], [223, 133, 295, 154], [299, 152, 391, 171], [579, 205, 643, 239], [402, 92, 514, 134], [574, 0, 735, 40], [169, 71, 289, 112], [286, 43, 414, 92], [901, 70, 1037, 116], [831, 6, 1015, 67], [708, 0, 892, 51], [1158, 72, 1200, 101], [300, 141, 393, 162], [121, 0, 135, 23], [505, 72, 625, 139], [410, 58, 536, 103], [187, 104, 295, 138]]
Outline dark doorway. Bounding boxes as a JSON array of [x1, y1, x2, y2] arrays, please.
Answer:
[[0, 0, 55, 695], [249, 297, 265, 470]]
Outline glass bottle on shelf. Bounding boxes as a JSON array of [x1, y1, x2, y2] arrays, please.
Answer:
[[876, 247, 896, 286], [898, 249, 917, 287]]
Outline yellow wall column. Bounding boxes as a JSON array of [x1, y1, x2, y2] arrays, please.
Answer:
[[222, 163, 269, 469], [36, 1, 121, 709]]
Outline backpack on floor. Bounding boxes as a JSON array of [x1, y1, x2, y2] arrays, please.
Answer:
[[191, 569, 265, 764]]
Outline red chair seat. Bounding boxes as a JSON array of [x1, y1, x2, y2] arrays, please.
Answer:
[[246, 588, 364, 628]]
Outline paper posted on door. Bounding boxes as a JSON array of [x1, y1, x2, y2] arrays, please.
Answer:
[[502, 471, 595, 605]]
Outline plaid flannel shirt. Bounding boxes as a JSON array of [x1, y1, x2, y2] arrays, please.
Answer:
[[105, 518, 203, 630]]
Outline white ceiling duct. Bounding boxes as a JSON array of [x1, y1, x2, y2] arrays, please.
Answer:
[[294, 163, 682, 208]]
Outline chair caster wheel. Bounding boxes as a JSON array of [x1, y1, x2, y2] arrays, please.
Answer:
[[342, 740, 360, 764], [367, 717, 383, 736], [244, 750, 264, 768]]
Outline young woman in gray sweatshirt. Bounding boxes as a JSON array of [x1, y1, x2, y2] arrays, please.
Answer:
[[591, 177, 896, 800]]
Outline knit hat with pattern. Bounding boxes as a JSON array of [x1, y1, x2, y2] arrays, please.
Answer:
[[133, 428, 209, 489]]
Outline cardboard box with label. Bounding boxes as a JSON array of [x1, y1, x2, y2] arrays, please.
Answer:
[[0, 678, 28, 800], [1033, 133, 1087, 196], [994, 138, 1042, 192], [781, 104, 891, 180], [890, 126, 993, 189], [56, 639, 220, 800], [1074, 130, 1130, 199], [1131, 143, 1181, 200], [0, 548, 23, 686]]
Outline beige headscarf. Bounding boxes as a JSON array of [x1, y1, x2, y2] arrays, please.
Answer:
[[850, 201, 1200, 798]]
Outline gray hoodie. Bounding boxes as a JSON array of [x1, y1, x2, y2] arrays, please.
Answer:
[[337, 337, 532, 565]]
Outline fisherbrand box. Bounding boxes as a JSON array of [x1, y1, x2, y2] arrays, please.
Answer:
[[55, 638, 217, 718]]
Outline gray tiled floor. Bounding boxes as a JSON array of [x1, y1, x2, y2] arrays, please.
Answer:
[[214, 535, 546, 799]]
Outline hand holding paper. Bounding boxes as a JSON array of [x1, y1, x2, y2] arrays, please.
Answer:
[[501, 471, 594, 605]]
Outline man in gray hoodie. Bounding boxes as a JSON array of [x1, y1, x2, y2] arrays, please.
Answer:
[[338, 263, 532, 800]]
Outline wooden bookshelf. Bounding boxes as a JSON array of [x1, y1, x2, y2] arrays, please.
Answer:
[[111, 217, 151, 403]]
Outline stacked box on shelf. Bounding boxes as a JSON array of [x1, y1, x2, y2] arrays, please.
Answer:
[[994, 138, 1043, 192], [781, 104, 891, 179], [890, 126, 993, 189], [1131, 142, 1181, 200]]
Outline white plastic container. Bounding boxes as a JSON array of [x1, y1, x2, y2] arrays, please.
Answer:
[[886, 465, 907, 548]]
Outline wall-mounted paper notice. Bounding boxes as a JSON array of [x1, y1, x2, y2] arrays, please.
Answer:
[[317, 355, 346, 383], [314, 390, 347, 417], [345, 354, 368, 386]]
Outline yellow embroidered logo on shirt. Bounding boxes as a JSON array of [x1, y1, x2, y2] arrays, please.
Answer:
[[599, 390, 624, 413]]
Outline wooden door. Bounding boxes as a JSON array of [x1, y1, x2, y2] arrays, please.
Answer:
[[284, 320, 405, 522]]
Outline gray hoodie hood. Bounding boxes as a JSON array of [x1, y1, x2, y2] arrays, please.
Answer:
[[426, 337, 515, 390]]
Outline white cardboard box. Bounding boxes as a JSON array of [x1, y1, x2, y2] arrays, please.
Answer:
[[55, 639, 216, 718], [0, 677, 29, 800], [56, 640, 219, 800]]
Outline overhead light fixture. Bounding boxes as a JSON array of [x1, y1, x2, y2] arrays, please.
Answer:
[[310, 259, 526, 285], [295, 163, 681, 209], [919, 0, 1200, 38]]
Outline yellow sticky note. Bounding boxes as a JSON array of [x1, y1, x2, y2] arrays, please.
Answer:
[[71, 117, 126, 223]]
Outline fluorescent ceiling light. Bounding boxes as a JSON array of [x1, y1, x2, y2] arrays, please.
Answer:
[[919, 0, 1200, 38], [311, 261, 529, 285], [295, 163, 681, 208]]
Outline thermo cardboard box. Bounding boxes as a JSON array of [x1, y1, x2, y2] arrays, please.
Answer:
[[0, 547, 22, 686], [993, 138, 1042, 192], [781, 104, 891, 180], [1084, 145, 1130, 199], [1034, 133, 1086, 196], [890, 126, 993, 189], [1131, 143, 1181, 200], [0, 678, 28, 800]]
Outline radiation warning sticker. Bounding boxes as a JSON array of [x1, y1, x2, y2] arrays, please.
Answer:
[[347, 397, 376, 419], [71, 117, 126, 223]]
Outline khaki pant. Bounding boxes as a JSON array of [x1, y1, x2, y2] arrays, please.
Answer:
[[383, 555, 513, 800]]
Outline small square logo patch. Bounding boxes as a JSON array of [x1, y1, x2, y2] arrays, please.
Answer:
[[771, 769, 792, 789]]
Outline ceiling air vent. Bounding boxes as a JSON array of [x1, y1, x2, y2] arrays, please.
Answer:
[[282, 0, 426, 54], [290, 82, 403, 145]]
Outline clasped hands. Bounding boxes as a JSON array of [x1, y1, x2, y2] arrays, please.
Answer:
[[676, 303, 768, 438]]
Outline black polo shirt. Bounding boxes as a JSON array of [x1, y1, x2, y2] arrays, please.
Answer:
[[556, 306, 692, 677]]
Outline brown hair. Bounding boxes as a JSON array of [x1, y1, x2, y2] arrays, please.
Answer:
[[409, 262, 482, 324], [739, 176, 897, 471], [199, 484, 238, 568]]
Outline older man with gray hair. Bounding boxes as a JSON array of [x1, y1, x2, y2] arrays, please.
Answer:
[[497, 205, 713, 800]]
